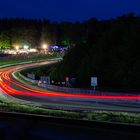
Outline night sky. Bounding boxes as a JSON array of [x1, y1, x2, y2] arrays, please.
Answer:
[[0, 0, 140, 21]]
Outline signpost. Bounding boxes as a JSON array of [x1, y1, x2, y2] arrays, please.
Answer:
[[91, 77, 98, 92], [65, 76, 69, 82], [65, 76, 69, 87]]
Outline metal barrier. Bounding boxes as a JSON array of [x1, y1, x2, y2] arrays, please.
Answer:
[[18, 73, 140, 96], [39, 83, 97, 94], [19, 73, 96, 94], [19, 73, 39, 84]]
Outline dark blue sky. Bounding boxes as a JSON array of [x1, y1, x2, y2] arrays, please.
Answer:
[[0, 0, 140, 21]]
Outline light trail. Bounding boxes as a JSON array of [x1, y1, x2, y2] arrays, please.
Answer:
[[0, 64, 140, 100]]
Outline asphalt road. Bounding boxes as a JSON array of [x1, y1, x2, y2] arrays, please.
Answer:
[[0, 61, 140, 112]]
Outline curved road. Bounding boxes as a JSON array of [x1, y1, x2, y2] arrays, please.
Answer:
[[0, 61, 140, 112]]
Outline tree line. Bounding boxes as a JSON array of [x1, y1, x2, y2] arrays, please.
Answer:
[[0, 18, 88, 50], [49, 13, 140, 89], [1, 13, 140, 89]]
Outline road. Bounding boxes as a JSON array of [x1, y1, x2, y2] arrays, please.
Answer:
[[0, 61, 140, 112]]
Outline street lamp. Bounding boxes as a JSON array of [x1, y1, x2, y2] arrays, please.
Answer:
[[15, 45, 19, 51], [42, 44, 48, 54], [42, 44, 48, 49]]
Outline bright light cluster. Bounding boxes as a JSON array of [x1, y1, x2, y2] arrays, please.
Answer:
[[3, 48, 37, 54]]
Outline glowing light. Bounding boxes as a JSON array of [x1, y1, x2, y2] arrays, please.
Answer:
[[42, 44, 48, 50], [23, 45, 29, 49], [15, 45, 19, 50], [28, 49, 37, 52]]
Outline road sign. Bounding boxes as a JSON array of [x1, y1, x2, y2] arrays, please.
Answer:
[[27, 73, 35, 80], [40, 76, 50, 84], [91, 77, 98, 86], [91, 77, 98, 92]]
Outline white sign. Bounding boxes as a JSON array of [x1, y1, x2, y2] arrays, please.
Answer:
[[27, 73, 35, 80], [91, 77, 98, 86], [40, 76, 50, 84]]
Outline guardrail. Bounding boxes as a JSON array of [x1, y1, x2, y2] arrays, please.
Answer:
[[40, 83, 96, 94], [17, 73, 96, 94], [18, 73, 97, 94], [19, 73, 39, 84], [17, 74, 140, 97]]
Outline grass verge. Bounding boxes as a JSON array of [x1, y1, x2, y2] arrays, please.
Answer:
[[13, 71, 48, 91], [0, 55, 60, 66], [13, 71, 36, 86], [0, 97, 84, 119], [0, 97, 140, 124]]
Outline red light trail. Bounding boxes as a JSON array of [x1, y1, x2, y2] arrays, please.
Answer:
[[0, 64, 140, 100]]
